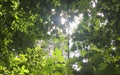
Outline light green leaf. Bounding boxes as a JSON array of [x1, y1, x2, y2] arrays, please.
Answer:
[[58, 56, 64, 62], [22, 65, 25, 70], [24, 69, 29, 73], [81, 50, 87, 57], [54, 48, 62, 56]]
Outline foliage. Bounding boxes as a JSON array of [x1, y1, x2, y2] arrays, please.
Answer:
[[72, 0, 120, 75], [0, 0, 68, 74], [0, 46, 67, 75], [0, 0, 120, 75]]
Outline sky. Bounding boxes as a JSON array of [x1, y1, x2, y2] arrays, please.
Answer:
[[60, 14, 84, 71]]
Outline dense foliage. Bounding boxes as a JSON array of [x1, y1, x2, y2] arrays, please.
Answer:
[[0, 0, 120, 75], [72, 0, 120, 75]]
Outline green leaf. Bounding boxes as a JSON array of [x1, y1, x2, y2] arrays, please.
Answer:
[[53, 72, 62, 75], [58, 56, 64, 62], [0, 12, 2, 16], [22, 65, 25, 70], [81, 50, 87, 57], [53, 38, 59, 42], [24, 69, 29, 73], [54, 48, 62, 56], [46, 58, 53, 64], [117, 37, 120, 41]]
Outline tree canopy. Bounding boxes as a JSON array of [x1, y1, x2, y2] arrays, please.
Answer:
[[0, 0, 120, 75]]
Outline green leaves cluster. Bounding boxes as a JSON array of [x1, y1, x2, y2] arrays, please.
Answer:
[[71, 0, 120, 75], [0, 0, 68, 74], [1, 0, 120, 75], [0, 46, 66, 75]]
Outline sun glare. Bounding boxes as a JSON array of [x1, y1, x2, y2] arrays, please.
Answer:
[[61, 17, 66, 24], [60, 14, 83, 35]]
